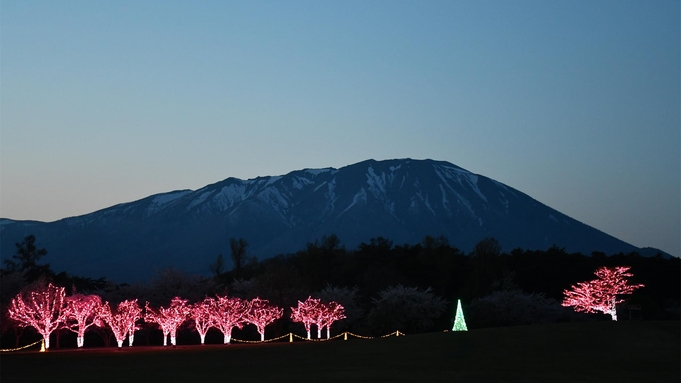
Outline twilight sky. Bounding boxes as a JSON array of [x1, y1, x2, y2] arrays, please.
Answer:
[[1, 1, 679, 256]]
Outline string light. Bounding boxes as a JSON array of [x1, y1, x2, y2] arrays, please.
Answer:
[[189, 297, 215, 345], [242, 298, 283, 342], [0, 339, 43, 352], [316, 301, 345, 339], [64, 294, 104, 347], [563, 266, 644, 321], [290, 297, 322, 339], [211, 295, 249, 344], [145, 297, 191, 346], [101, 300, 142, 348], [452, 299, 468, 331], [7, 283, 68, 350]]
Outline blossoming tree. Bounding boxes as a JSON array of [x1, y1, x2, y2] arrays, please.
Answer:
[[210, 295, 249, 344], [290, 297, 322, 339], [64, 293, 104, 347], [7, 283, 68, 350], [562, 266, 644, 321], [243, 297, 283, 341], [190, 297, 216, 345], [145, 297, 191, 346], [101, 299, 142, 347]]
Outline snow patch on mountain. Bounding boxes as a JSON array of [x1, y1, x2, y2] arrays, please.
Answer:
[[145, 190, 192, 215], [340, 187, 367, 215], [292, 176, 314, 190], [187, 190, 215, 210]]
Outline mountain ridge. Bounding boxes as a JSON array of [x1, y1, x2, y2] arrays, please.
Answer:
[[0, 158, 640, 282]]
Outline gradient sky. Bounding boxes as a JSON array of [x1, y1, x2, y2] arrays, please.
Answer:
[[1, 1, 679, 256]]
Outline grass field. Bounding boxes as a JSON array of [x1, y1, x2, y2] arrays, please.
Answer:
[[1, 321, 679, 383]]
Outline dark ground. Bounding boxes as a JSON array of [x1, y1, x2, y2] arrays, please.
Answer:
[[1, 320, 679, 383]]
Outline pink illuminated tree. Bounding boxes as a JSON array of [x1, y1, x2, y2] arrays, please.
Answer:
[[317, 301, 345, 339], [64, 293, 104, 347], [190, 297, 216, 345], [290, 297, 322, 339], [562, 266, 644, 321], [7, 283, 68, 350], [210, 295, 249, 344], [101, 299, 142, 347], [145, 297, 191, 346], [243, 297, 283, 341]]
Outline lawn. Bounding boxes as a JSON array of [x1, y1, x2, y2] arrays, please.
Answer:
[[1, 321, 678, 383]]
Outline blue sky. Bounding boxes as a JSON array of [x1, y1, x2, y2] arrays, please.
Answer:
[[1, 0, 679, 256]]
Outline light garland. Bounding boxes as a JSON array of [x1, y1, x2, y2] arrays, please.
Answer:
[[0, 339, 44, 352]]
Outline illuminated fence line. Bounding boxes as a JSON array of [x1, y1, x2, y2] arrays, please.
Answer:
[[232, 330, 405, 344], [0, 331, 404, 351], [0, 339, 44, 352]]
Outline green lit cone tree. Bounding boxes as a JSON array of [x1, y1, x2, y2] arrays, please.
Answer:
[[452, 299, 468, 331]]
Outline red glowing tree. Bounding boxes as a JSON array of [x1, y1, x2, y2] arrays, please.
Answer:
[[290, 297, 322, 339], [7, 283, 68, 350], [316, 300, 346, 339], [562, 266, 644, 321], [101, 299, 142, 347], [243, 297, 283, 341], [145, 297, 191, 346], [210, 295, 249, 344], [190, 297, 216, 345], [64, 293, 104, 348]]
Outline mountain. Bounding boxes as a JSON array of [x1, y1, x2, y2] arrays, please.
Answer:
[[0, 158, 638, 282]]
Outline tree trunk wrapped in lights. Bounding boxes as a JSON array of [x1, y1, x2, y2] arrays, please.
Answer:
[[190, 297, 216, 345], [290, 297, 322, 339], [144, 297, 191, 346], [210, 295, 249, 344], [7, 283, 68, 350], [101, 299, 142, 348], [64, 293, 104, 347], [243, 297, 283, 342], [562, 266, 644, 321]]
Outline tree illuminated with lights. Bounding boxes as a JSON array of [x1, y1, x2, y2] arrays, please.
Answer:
[[64, 293, 104, 347], [317, 300, 345, 339], [451, 299, 467, 331], [101, 299, 142, 348], [211, 295, 249, 344], [243, 297, 283, 341], [562, 266, 644, 321], [145, 297, 191, 346], [190, 297, 216, 345], [290, 297, 322, 339], [7, 283, 68, 350]]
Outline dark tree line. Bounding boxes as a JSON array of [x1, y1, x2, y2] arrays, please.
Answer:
[[1, 234, 679, 348]]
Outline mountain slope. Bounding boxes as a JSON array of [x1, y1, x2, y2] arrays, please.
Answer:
[[0, 158, 637, 281]]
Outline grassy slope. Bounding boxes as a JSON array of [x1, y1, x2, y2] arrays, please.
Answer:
[[1, 321, 679, 383]]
